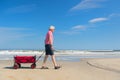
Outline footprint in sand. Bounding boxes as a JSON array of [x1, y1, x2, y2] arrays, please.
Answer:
[[27, 78, 32, 80], [7, 76, 16, 80]]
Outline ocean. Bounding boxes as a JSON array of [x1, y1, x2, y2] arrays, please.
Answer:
[[0, 50, 120, 61]]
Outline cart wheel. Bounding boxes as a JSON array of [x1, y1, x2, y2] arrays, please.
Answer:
[[31, 63, 36, 69], [14, 63, 19, 69]]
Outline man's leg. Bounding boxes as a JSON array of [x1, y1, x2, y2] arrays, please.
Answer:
[[51, 55, 61, 69], [42, 55, 49, 67], [51, 55, 57, 67]]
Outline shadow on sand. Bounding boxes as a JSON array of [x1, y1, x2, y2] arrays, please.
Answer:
[[4, 66, 36, 69]]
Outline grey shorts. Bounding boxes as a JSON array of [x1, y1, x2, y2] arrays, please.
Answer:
[[45, 44, 54, 55]]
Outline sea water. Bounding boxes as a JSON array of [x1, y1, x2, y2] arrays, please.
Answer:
[[0, 50, 120, 61]]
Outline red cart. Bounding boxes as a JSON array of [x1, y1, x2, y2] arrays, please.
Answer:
[[13, 55, 36, 69], [13, 52, 44, 69]]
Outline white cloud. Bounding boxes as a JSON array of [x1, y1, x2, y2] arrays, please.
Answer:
[[0, 27, 28, 31], [6, 4, 37, 13], [61, 17, 109, 35], [0, 27, 35, 43], [60, 31, 80, 35], [109, 13, 120, 18], [70, 0, 106, 11], [72, 25, 86, 30], [60, 25, 86, 35], [89, 17, 108, 23]]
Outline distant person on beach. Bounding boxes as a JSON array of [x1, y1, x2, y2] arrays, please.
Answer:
[[41, 25, 61, 69]]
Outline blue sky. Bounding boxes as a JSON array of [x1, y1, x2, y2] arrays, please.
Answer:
[[0, 0, 120, 50]]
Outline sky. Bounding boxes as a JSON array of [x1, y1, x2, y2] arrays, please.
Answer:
[[0, 0, 120, 50]]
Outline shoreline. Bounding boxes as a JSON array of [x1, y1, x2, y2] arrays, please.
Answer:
[[86, 58, 120, 73]]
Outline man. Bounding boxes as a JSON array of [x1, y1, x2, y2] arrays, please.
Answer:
[[41, 25, 61, 69]]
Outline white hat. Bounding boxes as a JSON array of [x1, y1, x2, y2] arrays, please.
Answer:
[[49, 25, 55, 30]]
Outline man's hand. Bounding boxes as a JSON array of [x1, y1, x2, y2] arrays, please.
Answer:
[[50, 45, 54, 50]]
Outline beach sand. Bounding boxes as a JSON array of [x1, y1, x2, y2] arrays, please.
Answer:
[[0, 58, 120, 80]]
